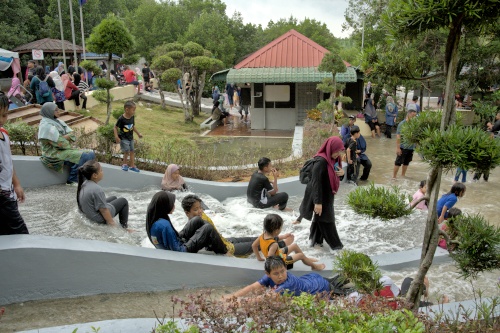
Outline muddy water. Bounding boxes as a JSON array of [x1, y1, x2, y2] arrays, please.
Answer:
[[3, 135, 499, 331]]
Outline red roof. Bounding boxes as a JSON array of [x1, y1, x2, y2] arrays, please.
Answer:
[[235, 30, 348, 69]]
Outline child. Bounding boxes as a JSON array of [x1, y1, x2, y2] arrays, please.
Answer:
[[0, 93, 29, 235], [252, 214, 325, 271], [77, 160, 129, 228], [454, 167, 467, 183], [181, 194, 257, 257], [438, 207, 462, 250], [114, 101, 143, 172], [436, 183, 466, 223], [410, 180, 428, 210], [345, 125, 361, 185], [161, 164, 187, 191]]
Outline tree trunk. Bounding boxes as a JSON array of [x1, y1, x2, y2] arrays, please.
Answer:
[[107, 53, 112, 80], [105, 88, 112, 125], [159, 89, 166, 108], [403, 89, 408, 112], [406, 16, 463, 311]]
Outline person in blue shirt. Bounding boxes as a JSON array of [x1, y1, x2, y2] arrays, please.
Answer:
[[145, 191, 227, 254], [229, 256, 347, 298], [436, 183, 466, 223], [340, 115, 356, 141], [356, 134, 372, 181], [384, 96, 398, 138]]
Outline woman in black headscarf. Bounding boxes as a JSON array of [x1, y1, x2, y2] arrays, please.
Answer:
[[146, 191, 227, 254]]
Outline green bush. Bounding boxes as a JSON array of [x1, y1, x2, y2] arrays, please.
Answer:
[[112, 108, 124, 120], [97, 124, 115, 143], [450, 213, 500, 279], [347, 182, 413, 220], [4, 121, 37, 155], [333, 249, 382, 294]]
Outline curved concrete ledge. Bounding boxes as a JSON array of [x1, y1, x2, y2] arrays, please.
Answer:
[[12, 155, 306, 201], [0, 235, 450, 305]]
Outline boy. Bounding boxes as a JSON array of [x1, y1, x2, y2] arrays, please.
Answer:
[[0, 93, 29, 235], [230, 256, 338, 298], [114, 101, 143, 172], [345, 125, 361, 185], [252, 214, 325, 271]]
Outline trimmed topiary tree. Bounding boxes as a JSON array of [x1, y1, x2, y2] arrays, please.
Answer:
[[92, 78, 116, 125]]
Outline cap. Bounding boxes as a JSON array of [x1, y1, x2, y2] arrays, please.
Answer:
[[407, 104, 417, 112], [348, 115, 356, 119]]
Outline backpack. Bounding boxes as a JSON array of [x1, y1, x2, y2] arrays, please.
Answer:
[[299, 158, 317, 184], [38, 76, 51, 98]]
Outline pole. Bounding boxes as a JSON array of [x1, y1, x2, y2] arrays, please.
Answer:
[[57, 0, 67, 72], [68, 0, 78, 69], [79, 4, 86, 61]]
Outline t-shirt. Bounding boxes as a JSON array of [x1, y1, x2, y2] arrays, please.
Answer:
[[247, 171, 273, 206], [346, 138, 357, 162], [115, 115, 135, 141], [436, 193, 458, 217], [149, 218, 187, 252], [258, 272, 330, 296], [411, 190, 428, 210], [396, 119, 415, 150], [142, 67, 150, 79], [122, 69, 136, 83], [0, 129, 15, 200], [78, 180, 115, 223]]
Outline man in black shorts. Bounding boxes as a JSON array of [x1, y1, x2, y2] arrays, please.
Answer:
[[393, 105, 417, 179], [142, 63, 151, 92]]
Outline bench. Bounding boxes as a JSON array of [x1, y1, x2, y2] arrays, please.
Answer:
[[200, 116, 221, 130]]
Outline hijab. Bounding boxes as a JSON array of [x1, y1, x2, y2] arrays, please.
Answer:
[[379, 276, 400, 297], [146, 191, 177, 241], [7, 77, 21, 98], [61, 74, 70, 90], [38, 102, 70, 141], [49, 71, 64, 91], [161, 164, 186, 191], [314, 136, 345, 194]]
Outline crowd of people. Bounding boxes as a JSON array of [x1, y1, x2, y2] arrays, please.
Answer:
[[210, 83, 251, 126]]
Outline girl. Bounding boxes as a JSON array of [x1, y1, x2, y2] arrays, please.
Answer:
[[146, 191, 227, 254], [61, 74, 81, 110], [77, 160, 129, 228], [410, 180, 428, 210], [49, 71, 66, 110], [161, 164, 187, 191], [436, 182, 466, 223], [73, 73, 88, 110], [297, 136, 345, 250]]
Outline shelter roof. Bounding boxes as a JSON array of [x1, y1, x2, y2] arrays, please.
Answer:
[[226, 66, 358, 83], [12, 38, 84, 54]]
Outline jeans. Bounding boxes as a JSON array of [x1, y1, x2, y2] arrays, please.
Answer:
[[0, 195, 29, 235], [67, 151, 96, 183]]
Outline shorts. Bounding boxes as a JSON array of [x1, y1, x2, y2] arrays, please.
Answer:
[[227, 94, 234, 105], [143, 76, 150, 83], [127, 81, 139, 86], [120, 138, 134, 152], [239, 105, 249, 115], [395, 148, 414, 166], [366, 120, 379, 131]]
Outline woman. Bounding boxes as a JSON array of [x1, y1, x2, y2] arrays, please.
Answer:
[[298, 136, 345, 250], [56, 62, 65, 76], [30, 66, 55, 105], [73, 73, 88, 110], [145, 191, 227, 254], [7, 77, 25, 104], [49, 71, 66, 110], [161, 164, 187, 191], [364, 93, 380, 138], [61, 74, 82, 110], [384, 96, 398, 138], [37, 102, 95, 185]]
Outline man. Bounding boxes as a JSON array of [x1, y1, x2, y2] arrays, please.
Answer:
[[142, 63, 151, 92], [122, 66, 140, 94], [340, 115, 356, 141], [25, 60, 36, 80], [393, 105, 418, 179], [406, 96, 420, 114], [247, 157, 289, 211]]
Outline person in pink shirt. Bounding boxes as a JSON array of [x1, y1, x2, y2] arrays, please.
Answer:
[[411, 180, 428, 210]]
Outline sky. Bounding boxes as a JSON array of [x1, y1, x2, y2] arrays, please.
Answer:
[[221, 0, 351, 38]]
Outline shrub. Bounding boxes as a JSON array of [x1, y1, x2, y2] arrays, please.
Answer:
[[347, 182, 413, 220], [333, 249, 382, 294], [449, 213, 500, 279], [306, 108, 322, 121], [4, 121, 37, 155], [112, 108, 124, 120]]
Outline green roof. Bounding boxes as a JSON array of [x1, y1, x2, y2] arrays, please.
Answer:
[[223, 66, 357, 83]]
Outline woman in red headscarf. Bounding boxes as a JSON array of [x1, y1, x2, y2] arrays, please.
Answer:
[[298, 136, 345, 250]]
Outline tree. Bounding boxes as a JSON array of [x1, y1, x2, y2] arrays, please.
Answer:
[[0, 0, 37, 50], [384, 0, 500, 310], [86, 13, 134, 80]]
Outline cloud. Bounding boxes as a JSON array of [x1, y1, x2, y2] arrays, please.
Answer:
[[222, 0, 351, 38]]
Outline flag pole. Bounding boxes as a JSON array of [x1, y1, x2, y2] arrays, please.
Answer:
[[79, 3, 86, 61], [68, 0, 78, 69], [57, 0, 67, 72]]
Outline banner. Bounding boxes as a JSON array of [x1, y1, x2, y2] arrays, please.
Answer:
[[79, 0, 87, 5]]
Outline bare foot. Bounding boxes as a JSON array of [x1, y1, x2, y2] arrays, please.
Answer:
[[0, 307, 5, 318], [312, 263, 326, 271], [439, 295, 450, 304], [282, 207, 293, 212], [292, 220, 301, 225]]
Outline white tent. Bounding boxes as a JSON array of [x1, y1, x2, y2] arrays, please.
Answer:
[[0, 48, 20, 73], [0, 48, 19, 59]]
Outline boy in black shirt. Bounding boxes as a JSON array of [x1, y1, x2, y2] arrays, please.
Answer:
[[346, 125, 361, 185], [114, 101, 143, 172]]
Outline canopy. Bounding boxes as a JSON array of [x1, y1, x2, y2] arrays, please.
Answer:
[[0, 48, 19, 58], [0, 48, 20, 73]]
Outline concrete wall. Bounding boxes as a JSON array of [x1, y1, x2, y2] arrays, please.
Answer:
[[62, 85, 136, 112]]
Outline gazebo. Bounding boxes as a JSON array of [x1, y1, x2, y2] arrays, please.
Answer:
[[13, 38, 84, 70]]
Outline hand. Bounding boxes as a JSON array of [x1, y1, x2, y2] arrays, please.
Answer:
[[396, 147, 402, 156], [348, 160, 353, 164], [314, 204, 322, 216], [115, 137, 121, 144], [438, 216, 444, 224], [336, 168, 344, 177], [138, 133, 143, 139], [14, 186, 25, 203], [271, 168, 279, 179]]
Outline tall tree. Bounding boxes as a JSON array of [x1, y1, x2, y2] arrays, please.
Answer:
[[383, 0, 500, 310], [0, 0, 37, 50], [227, 12, 264, 63]]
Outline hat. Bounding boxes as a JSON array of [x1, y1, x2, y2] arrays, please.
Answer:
[[348, 115, 356, 120], [379, 276, 400, 297], [407, 104, 418, 112]]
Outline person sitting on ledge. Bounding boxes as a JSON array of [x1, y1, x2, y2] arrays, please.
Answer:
[[146, 191, 227, 254], [161, 164, 187, 191], [247, 157, 290, 211], [181, 194, 258, 257]]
